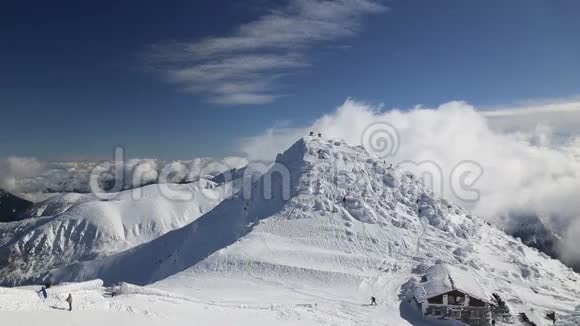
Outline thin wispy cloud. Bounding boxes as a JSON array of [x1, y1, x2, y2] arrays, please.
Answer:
[[481, 97, 580, 137], [482, 98, 580, 117], [149, 0, 388, 105]]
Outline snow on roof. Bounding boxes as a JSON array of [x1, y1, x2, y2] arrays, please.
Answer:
[[414, 264, 492, 304]]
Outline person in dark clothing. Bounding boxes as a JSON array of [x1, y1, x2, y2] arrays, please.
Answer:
[[370, 296, 377, 306], [546, 311, 556, 324], [37, 286, 48, 303], [66, 293, 73, 311]]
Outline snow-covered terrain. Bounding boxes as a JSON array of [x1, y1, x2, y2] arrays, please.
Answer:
[[0, 178, 239, 286], [2, 136, 580, 325]]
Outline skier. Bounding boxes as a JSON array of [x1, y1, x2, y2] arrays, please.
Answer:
[[342, 196, 346, 204], [37, 286, 48, 303], [309, 131, 314, 136], [370, 296, 377, 306], [66, 293, 73, 311]]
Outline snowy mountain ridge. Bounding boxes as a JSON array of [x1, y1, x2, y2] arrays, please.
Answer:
[[2, 136, 580, 325], [0, 178, 239, 286]]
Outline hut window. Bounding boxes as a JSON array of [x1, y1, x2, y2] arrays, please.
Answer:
[[447, 291, 466, 305], [469, 297, 486, 307]]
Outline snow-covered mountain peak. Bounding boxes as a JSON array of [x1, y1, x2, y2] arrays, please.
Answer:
[[257, 136, 474, 239], [3, 136, 580, 325]]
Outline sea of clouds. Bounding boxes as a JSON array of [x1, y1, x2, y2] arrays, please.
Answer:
[[0, 157, 248, 200]]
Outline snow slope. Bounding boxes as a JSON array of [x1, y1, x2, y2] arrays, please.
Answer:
[[0, 279, 328, 326], [1, 137, 579, 325], [23, 136, 580, 325], [3, 278, 580, 326], [0, 178, 238, 286]]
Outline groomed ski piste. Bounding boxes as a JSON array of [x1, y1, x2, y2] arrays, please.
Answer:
[[2, 136, 580, 325]]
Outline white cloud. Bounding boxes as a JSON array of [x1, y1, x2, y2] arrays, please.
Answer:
[[482, 97, 580, 117], [241, 97, 580, 264], [149, 0, 387, 105], [210, 93, 278, 106], [482, 97, 580, 137], [0, 157, 45, 191]]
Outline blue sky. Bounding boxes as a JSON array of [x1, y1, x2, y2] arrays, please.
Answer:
[[1, 0, 579, 160]]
